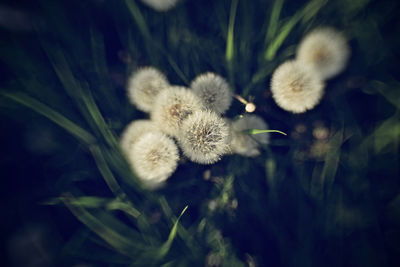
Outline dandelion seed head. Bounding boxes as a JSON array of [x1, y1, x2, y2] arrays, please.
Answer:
[[151, 86, 204, 136], [119, 120, 159, 156], [128, 132, 179, 189], [127, 67, 169, 112], [297, 27, 350, 80], [178, 110, 230, 164], [140, 0, 179, 12], [271, 60, 324, 113], [230, 114, 269, 157], [190, 72, 232, 115]]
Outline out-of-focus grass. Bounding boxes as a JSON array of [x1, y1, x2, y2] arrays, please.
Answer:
[[0, 0, 399, 266]]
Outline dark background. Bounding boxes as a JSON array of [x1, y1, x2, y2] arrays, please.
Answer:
[[1, 0, 400, 266]]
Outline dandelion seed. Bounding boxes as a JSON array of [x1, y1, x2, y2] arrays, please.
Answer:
[[128, 132, 179, 189], [119, 120, 159, 156], [270, 60, 324, 113], [140, 0, 179, 12], [245, 102, 256, 113], [190, 72, 232, 115], [178, 110, 230, 164], [230, 114, 269, 157], [297, 27, 350, 80], [233, 94, 256, 113], [127, 67, 169, 112], [151, 86, 204, 136]]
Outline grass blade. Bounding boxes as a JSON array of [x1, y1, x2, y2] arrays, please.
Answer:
[[1, 91, 95, 145], [225, 0, 239, 63], [265, 0, 285, 43], [61, 193, 141, 256], [44, 196, 141, 218], [245, 129, 287, 136], [320, 127, 344, 197], [90, 145, 128, 196], [158, 205, 189, 257], [225, 0, 239, 88], [130, 205, 189, 265], [125, 0, 151, 40], [264, 0, 327, 61]]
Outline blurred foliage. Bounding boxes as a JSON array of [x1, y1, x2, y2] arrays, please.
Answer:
[[0, 0, 400, 266]]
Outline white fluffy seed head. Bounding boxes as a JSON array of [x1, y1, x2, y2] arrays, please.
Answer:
[[151, 86, 204, 136], [128, 131, 179, 189], [119, 120, 159, 156], [140, 0, 179, 12], [190, 72, 232, 115], [230, 115, 269, 157], [127, 67, 169, 112], [178, 110, 230, 164], [271, 60, 324, 113], [297, 27, 350, 80]]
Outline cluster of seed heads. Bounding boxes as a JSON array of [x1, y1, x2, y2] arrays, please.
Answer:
[[121, 68, 269, 188], [271, 27, 350, 113], [120, 27, 350, 188]]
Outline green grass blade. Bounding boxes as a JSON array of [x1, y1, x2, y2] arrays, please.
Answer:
[[320, 127, 344, 197], [264, 15, 300, 61], [79, 84, 119, 148], [264, 0, 327, 61], [165, 52, 190, 85], [89, 26, 119, 112], [125, 0, 151, 40], [265, 0, 285, 43], [1, 91, 95, 145], [300, 0, 328, 23], [61, 193, 141, 256], [107, 198, 141, 218], [44, 196, 108, 207], [124, 1, 188, 84], [44, 196, 141, 218], [90, 145, 125, 196], [225, 0, 239, 88], [244, 129, 287, 136], [90, 145, 141, 216], [130, 205, 189, 265], [42, 45, 106, 136], [158, 205, 189, 257], [372, 80, 400, 109], [372, 114, 400, 154], [225, 0, 239, 63]]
